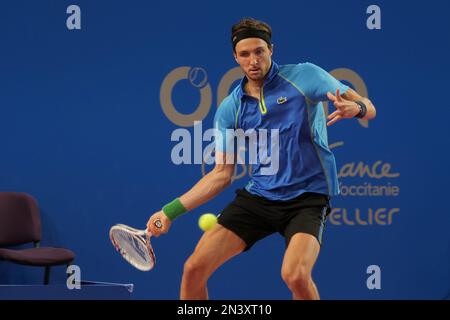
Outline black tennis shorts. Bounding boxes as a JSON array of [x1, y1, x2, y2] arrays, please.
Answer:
[[218, 189, 331, 251]]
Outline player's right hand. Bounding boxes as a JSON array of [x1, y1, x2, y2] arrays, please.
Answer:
[[146, 210, 171, 237]]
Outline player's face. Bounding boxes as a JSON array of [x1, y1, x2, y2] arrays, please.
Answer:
[[234, 38, 273, 82]]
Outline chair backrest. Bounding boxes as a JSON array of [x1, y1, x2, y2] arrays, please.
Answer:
[[0, 192, 41, 246]]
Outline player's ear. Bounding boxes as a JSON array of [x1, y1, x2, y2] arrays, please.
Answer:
[[233, 51, 238, 63], [269, 43, 274, 56]]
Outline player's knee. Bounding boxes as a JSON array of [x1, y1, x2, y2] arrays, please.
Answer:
[[281, 265, 311, 291], [183, 256, 208, 280]]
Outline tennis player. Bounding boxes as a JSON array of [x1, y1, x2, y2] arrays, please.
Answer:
[[147, 17, 376, 300]]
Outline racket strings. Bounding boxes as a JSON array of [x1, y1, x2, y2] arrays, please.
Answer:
[[112, 229, 151, 267]]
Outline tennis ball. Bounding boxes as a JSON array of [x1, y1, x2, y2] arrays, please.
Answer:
[[198, 213, 218, 232]]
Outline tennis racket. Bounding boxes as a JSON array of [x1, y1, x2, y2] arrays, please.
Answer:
[[109, 220, 162, 271]]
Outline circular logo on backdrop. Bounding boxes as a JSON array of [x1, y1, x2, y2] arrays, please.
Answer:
[[188, 67, 208, 89], [160, 66, 212, 127]]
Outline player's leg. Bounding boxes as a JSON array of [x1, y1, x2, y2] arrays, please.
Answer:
[[281, 232, 321, 300], [180, 223, 246, 300], [280, 194, 330, 300], [181, 189, 274, 299]]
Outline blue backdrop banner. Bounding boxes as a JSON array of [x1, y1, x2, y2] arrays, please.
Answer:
[[0, 0, 449, 300]]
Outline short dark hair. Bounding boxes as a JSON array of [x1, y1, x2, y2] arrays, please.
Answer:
[[231, 17, 272, 38], [231, 17, 272, 51]]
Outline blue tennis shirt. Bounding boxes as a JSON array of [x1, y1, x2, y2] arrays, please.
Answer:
[[214, 61, 349, 200]]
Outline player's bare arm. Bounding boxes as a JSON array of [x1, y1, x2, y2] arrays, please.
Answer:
[[147, 152, 235, 236], [326, 88, 376, 126]]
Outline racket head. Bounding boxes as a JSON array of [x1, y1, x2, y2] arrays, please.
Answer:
[[109, 224, 156, 271]]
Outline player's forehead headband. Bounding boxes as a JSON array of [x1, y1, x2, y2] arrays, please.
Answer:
[[231, 29, 272, 50]]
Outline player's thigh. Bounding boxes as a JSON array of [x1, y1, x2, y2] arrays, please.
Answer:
[[281, 232, 321, 277], [281, 198, 329, 275], [187, 223, 246, 273]]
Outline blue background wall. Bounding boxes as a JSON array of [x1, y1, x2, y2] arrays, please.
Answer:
[[0, 0, 449, 299]]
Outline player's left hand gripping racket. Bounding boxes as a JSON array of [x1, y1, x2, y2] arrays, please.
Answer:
[[109, 220, 162, 271]]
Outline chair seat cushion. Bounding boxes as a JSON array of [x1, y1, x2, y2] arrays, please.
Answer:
[[0, 247, 75, 266]]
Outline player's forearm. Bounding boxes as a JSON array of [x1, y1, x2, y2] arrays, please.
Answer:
[[359, 97, 376, 120], [179, 168, 232, 211], [341, 88, 376, 121]]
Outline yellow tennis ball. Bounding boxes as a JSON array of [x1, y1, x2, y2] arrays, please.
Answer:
[[198, 213, 217, 232]]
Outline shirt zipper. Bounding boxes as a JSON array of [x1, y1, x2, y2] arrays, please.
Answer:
[[259, 84, 267, 115]]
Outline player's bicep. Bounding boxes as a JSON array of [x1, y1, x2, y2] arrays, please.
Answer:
[[214, 151, 236, 175], [214, 151, 236, 179]]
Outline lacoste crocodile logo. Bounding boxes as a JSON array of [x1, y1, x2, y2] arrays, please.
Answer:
[[277, 96, 287, 104]]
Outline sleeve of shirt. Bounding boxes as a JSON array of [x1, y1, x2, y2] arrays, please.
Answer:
[[213, 94, 238, 154], [296, 62, 349, 102]]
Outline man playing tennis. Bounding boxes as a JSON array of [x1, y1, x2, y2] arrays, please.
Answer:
[[147, 17, 376, 300]]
